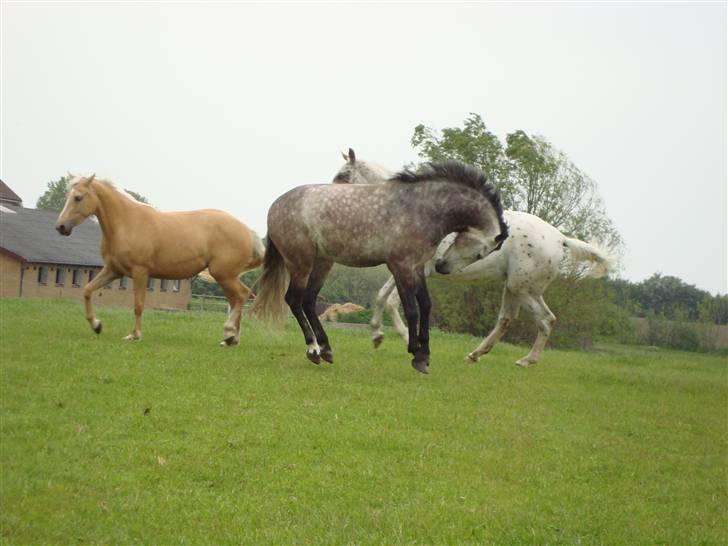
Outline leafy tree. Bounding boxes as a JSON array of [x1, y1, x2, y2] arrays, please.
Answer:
[[36, 175, 149, 210], [411, 113, 621, 249], [125, 189, 149, 204], [699, 295, 728, 325], [631, 273, 710, 321], [36, 176, 69, 210]]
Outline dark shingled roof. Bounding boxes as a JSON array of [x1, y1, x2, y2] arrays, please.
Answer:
[[0, 206, 104, 267], [0, 180, 22, 205]]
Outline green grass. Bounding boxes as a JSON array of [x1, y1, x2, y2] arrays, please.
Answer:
[[1, 298, 726, 545]]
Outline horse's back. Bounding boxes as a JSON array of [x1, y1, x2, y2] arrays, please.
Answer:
[[141, 208, 260, 277]]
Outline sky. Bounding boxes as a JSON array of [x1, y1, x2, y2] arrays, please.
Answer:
[[1, 1, 726, 295]]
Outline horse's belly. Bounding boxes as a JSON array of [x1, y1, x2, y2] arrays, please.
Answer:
[[149, 256, 207, 279]]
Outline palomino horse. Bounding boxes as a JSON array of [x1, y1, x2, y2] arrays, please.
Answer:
[[333, 150, 614, 367], [55, 174, 264, 344], [253, 161, 508, 374]]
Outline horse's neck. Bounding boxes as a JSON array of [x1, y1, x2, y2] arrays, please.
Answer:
[[434, 185, 486, 235], [93, 182, 147, 240]]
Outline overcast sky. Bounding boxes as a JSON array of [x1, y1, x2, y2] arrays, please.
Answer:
[[2, 2, 726, 294]]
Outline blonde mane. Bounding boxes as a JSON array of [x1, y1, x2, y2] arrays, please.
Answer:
[[69, 175, 154, 208]]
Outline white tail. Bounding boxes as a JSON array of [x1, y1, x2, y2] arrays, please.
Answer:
[[562, 237, 615, 278]]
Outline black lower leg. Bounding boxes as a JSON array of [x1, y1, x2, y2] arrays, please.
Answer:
[[285, 285, 319, 364], [414, 281, 432, 368], [303, 297, 332, 363]]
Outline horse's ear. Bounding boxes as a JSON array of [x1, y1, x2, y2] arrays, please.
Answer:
[[348, 148, 356, 163], [341, 151, 348, 161], [87, 173, 96, 184]]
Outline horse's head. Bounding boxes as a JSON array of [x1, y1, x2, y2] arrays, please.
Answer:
[[434, 227, 507, 274], [332, 148, 392, 185], [421, 161, 509, 275], [55, 174, 98, 236]]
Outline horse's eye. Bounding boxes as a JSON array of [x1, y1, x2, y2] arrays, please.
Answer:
[[74, 195, 83, 202]]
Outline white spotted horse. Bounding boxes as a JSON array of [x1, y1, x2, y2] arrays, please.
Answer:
[[333, 149, 614, 367]]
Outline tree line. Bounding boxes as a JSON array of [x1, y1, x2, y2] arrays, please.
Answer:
[[36, 116, 725, 351]]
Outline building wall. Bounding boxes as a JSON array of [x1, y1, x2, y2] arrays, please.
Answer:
[[0, 253, 22, 297], [1, 260, 192, 310]]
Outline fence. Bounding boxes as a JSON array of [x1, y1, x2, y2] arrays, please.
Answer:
[[189, 294, 230, 313]]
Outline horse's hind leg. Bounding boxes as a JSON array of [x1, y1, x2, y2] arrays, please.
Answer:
[[284, 269, 320, 364], [82, 266, 121, 335], [516, 295, 556, 367], [370, 276, 409, 348], [302, 259, 334, 363], [465, 287, 521, 363], [216, 276, 251, 346], [125, 271, 148, 340]]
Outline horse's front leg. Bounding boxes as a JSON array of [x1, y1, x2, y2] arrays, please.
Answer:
[[466, 287, 521, 363], [389, 265, 425, 373], [83, 266, 121, 335], [370, 276, 396, 348], [371, 277, 410, 347], [125, 271, 148, 341], [413, 270, 432, 373]]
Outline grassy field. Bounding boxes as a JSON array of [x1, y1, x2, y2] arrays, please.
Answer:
[[1, 298, 726, 545]]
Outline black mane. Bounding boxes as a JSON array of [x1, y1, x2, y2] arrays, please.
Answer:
[[390, 160, 509, 242]]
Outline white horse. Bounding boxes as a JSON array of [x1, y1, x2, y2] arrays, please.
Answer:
[[333, 149, 615, 367]]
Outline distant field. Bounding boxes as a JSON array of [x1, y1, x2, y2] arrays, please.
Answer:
[[1, 299, 726, 545]]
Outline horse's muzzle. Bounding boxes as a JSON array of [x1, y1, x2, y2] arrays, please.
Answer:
[[56, 224, 72, 236], [435, 259, 451, 275]]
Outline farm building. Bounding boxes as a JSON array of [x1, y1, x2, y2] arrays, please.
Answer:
[[0, 181, 192, 309]]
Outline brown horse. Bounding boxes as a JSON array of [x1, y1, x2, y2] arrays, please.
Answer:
[[55, 174, 263, 344], [253, 161, 508, 374]]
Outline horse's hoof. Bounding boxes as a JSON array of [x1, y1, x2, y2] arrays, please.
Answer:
[[465, 353, 478, 363], [123, 334, 140, 341], [515, 358, 535, 368], [372, 334, 384, 349], [93, 321, 102, 335], [306, 351, 321, 365], [222, 336, 238, 347], [411, 357, 429, 374], [321, 349, 334, 364]]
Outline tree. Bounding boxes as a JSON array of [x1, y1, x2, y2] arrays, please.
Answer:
[[36, 175, 149, 210], [411, 113, 621, 249], [36, 176, 69, 211], [125, 189, 149, 204], [632, 273, 710, 321]]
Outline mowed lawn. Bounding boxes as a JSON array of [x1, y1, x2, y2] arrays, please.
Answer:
[[1, 299, 726, 545]]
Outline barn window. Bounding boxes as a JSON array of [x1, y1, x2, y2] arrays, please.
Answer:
[[55, 268, 65, 286], [119, 276, 128, 290], [160, 279, 169, 292], [147, 278, 155, 291], [172, 280, 181, 292], [72, 269, 82, 287], [89, 270, 97, 282], [37, 266, 48, 285]]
